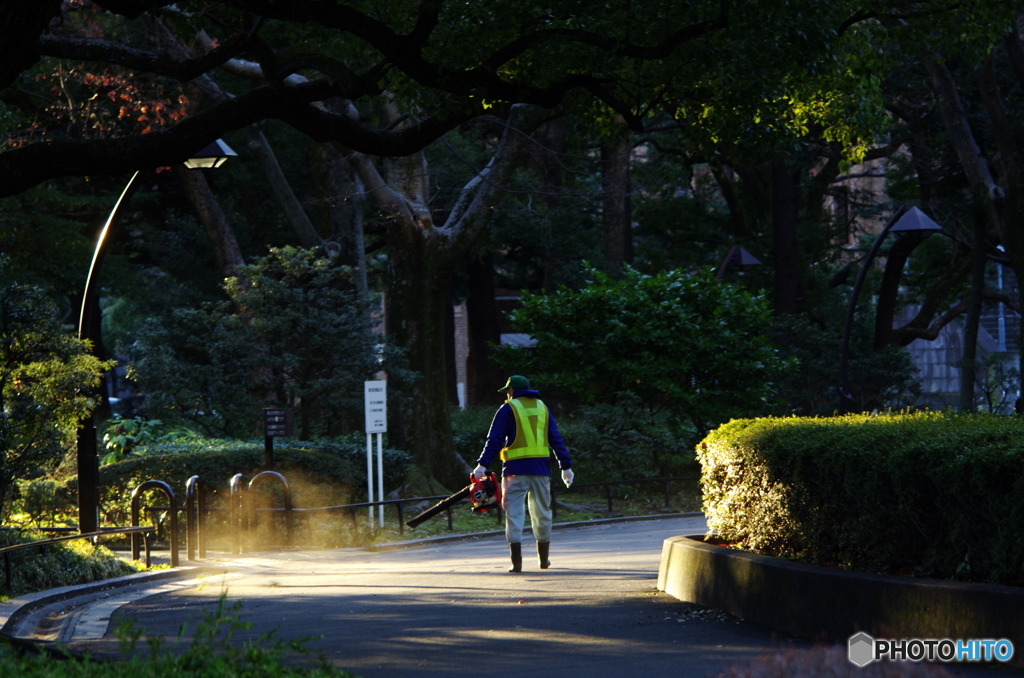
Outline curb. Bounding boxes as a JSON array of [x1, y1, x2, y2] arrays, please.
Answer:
[[369, 512, 704, 551], [0, 566, 228, 640], [657, 534, 1024, 668]]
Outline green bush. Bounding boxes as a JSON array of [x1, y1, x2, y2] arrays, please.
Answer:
[[698, 412, 1024, 585], [0, 529, 142, 597], [493, 266, 794, 436], [452, 399, 700, 489], [13, 478, 77, 526], [556, 398, 698, 482], [452, 399, 698, 484]]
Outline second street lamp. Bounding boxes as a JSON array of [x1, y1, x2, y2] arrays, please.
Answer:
[[838, 205, 944, 415]]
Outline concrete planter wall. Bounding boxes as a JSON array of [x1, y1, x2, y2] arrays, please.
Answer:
[[657, 534, 1024, 667]]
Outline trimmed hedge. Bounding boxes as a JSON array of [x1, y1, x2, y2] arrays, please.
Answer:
[[698, 413, 1024, 586]]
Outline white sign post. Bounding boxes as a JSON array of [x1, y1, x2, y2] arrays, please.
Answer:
[[364, 380, 387, 528]]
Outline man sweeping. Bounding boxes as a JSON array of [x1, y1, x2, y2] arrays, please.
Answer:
[[473, 375, 574, 573]]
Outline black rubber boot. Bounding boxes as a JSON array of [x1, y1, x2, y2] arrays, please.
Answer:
[[538, 541, 550, 569], [508, 542, 522, 573]]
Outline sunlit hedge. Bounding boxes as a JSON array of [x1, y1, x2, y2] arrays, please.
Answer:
[[0, 529, 141, 597], [698, 413, 1024, 585]]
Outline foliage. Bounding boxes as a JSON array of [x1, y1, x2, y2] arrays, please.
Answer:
[[770, 312, 922, 416], [11, 478, 77, 527], [699, 413, 1024, 585], [966, 354, 1020, 415], [494, 266, 795, 435], [0, 528, 142, 598], [554, 397, 699, 480], [0, 183, 103, 297], [0, 274, 112, 523], [101, 416, 201, 465], [127, 247, 409, 439], [451, 399, 697, 482], [0, 594, 356, 678]]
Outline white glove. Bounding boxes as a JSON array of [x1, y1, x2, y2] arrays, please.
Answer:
[[472, 465, 487, 480], [561, 469, 574, 488]]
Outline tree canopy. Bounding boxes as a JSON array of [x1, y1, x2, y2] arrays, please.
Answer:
[[1, 0, 987, 196]]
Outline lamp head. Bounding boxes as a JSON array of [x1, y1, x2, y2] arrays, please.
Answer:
[[889, 206, 943, 239], [183, 139, 237, 169]]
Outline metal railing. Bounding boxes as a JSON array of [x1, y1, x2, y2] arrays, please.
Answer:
[[0, 526, 154, 595]]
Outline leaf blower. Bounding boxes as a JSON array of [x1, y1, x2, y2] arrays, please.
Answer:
[[405, 472, 502, 528]]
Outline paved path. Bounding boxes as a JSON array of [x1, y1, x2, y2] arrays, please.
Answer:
[[35, 516, 1015, 678]]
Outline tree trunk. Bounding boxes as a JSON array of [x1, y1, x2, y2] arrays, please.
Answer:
[[922, 51, 1003, 224], [245, 124, 324, 249], [710, 162, 751, 239], [923, 46, 1024, 409], [386, 229, 463, 489], [958, 205, 988, 412], [346, 105, 544, 488], [601, 135, 633, 272], [325, 144, 369, 301], [466, 252, 503, 407], [445, 287, 459, 407], [173, 165, 245, 279], [771, 161, 801, 315], [530, 118, 567, 291]]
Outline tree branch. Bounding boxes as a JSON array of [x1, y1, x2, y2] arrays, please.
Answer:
[[0, 80, 476, 197], [441, 104, 546, 255], [891, 297, 967, 344], [37, 32, 255, 82]]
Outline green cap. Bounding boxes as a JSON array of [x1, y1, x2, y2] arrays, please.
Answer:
[[498, 375, 530, 392]]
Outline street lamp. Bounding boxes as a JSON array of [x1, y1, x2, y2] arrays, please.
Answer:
[[715, 245, 762, 280], [838, 205, 943, 414], [76, 140, 236, 535]]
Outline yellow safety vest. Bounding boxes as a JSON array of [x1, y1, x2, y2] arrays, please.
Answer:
[[501, 398, 551, 461]]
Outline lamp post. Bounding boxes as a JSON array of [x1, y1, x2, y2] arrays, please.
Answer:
[[838, 206, 943, 414], [76, 139, 236, 535]]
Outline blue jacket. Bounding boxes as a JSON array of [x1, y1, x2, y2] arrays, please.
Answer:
[[476, 389, 572, 477]]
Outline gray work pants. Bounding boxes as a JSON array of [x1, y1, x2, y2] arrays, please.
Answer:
[[501, 474, 552, 544]]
